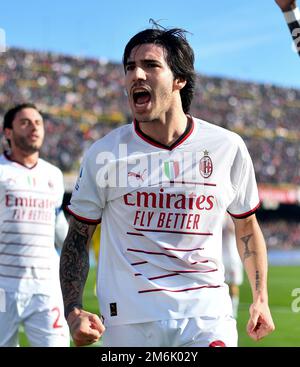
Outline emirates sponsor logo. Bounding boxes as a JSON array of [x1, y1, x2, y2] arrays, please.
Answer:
[[123, 189, 214, 232], [5, 194, 56, 209], [124, 188, 214, 211]]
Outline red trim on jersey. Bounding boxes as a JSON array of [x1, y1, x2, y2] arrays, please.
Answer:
[[128, 248, 210, 264], [163, 180, 217, 187], [147, 273, 179, 281], [134, 227, 213, 236], [138, 284, 221, 294], [66, 206, 101, 224], [191, 260, 209, 264], [127, 248, 177, 258], [131, 261, 148, 266], [127, 231, 144, 236], [4, 151, 38, 169], [136, 269, 217, 281], [163, 246, 204, 252], [228, 201, 261, 219], [133, 115, 195, 151], [169, 269, 217, 274]]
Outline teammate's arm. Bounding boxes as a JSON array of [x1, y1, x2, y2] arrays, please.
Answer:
[[233, 214, 275, 341], [55, 209, 69, 248], [59, 216, 105, 346], [275, 0, 300, 56], [275, 0, 296, 11]]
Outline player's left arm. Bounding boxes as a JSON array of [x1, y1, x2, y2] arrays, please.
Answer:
[[233, 214, 275, 341]]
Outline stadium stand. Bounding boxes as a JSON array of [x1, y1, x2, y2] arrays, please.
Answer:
[[1, 47, 299, 249]]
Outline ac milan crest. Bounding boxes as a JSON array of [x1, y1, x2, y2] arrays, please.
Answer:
[[199, 150, 213, 178]]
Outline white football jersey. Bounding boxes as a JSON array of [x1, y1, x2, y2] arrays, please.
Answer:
[[0, 154, 65, 295], [68, 116, 260, 325]]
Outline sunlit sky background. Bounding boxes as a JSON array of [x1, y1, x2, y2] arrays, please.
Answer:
[[1, 0, 299, 89]]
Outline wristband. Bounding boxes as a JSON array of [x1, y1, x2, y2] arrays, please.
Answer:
[[284, 7, 300, 24]]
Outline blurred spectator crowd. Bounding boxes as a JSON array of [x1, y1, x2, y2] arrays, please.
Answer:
[[262, 220, 300, 249], [0, 47, 300, 249], [0, 47, 299, 184]]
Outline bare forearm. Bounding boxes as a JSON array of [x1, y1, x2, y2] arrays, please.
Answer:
[[233, 215, 275, 340], [59, 217, 96, 318], [275, 0, 296, 12], [234, 215, 268, 302]]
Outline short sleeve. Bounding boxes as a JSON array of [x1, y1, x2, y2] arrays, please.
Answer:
[[0, 165, 4, 200], [227, 137, 260, 218], [55, 168, 65, 210], [67, 151, 104, 223]]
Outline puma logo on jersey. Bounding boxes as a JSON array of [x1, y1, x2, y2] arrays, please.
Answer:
[[128, 169, 147, 182]]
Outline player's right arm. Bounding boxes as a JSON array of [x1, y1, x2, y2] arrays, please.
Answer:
[[59, 216, 105, 346]]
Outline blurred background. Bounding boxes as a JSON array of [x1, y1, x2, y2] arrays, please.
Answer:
[[0, 0, 299, 347]]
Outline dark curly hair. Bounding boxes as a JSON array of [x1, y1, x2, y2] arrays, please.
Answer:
[[122, 26, 196, 114]]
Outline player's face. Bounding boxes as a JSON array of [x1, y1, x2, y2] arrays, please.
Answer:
[[6, 108, 45, 154], [124, 43, 181, 122]]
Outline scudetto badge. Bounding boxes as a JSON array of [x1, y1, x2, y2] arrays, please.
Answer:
[[164, 160, 180, 180], [199, 150, 213, 178]]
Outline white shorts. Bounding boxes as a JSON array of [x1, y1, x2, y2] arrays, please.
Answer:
[[102, 315, 237, 347], [0, 290, 70, 347]]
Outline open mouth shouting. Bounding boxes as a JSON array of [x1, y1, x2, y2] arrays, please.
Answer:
[[131, 87, 152, 112]]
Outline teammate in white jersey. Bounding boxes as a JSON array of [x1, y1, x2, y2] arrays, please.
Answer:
[[222, 213, 243, 319], [0, 103, 70, 347], [60, 27, 275, 347]]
